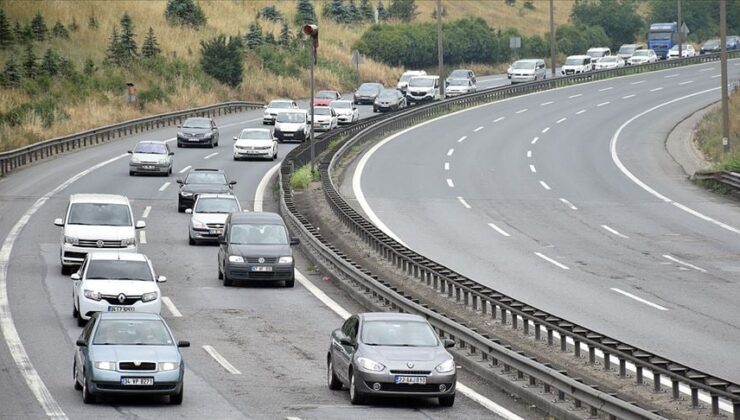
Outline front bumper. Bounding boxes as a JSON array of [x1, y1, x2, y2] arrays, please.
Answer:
[[511, 75, 536, 83], [354, 96, 375, 104], [275, 130, 306, 142], [313, 121, 332, 131], [90, 368, 182, 396], [224, 262, 294, 282], [354, 368, 456, 398], [374, 103, 397, 111], [177, 135, 213, 145], [189, 224, 223, 242], [337, 115, 353, 124], [130, 162, 169, 174], [233, 148, 272, 159], [62, 244, 137, 266], [444, 91, 467, 97], [406, 94, 434, 103], [79, 295, 161, 320]]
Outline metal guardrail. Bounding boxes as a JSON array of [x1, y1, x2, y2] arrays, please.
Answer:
[[694, 170, 740, 191], [279, 52, 740, 419], [0, 101, 264, 177]]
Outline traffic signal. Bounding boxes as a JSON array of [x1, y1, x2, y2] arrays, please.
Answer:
[[303, 24, 319, 49]]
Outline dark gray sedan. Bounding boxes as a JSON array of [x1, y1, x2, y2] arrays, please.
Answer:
[[327, 312, 457, 406], [176, 117, 219, 148]]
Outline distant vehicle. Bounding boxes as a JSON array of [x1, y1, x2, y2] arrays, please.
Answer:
[[232, 128, 277, 161], [263, 99, 298, 125], [647, 22, 678, 59], [560, 55, 592, 76], [396, 70, 427, 94], [54, 194, 145, 274], [176, 168, 236, 213], [616, 43, 645, 62], [593, 55, 625, 70], [72, 252, 166, 326], [128, 141, 174, 176], [217, 212, 299, 288], [326, 312, 457, 406], [186, 193, 242, 245], [729, 35, 740, 50], [373, 88, 407, 112], [313, 90, 342, 107], [445, 69, 476, 86], [667, 44, 696, 59], [353, 83, 384, 105], [509, 59, 547, 83], [406, 75, 441, 105], [176, 117, 219, 148], [274, 110, 310, 143], [586, 47, 611, 68], [331, 100, 360, 125], [310, 106, 339, 132], [73, 312, 189, 404], [444, 78, 476, 97], [627, 49, 658, 65]]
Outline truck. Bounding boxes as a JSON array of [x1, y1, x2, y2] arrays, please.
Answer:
[[647, 22, 678, 59]]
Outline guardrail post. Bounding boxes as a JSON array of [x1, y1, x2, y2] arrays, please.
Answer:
[[653, 372, 661, 392], [511, 313, 518, 330], [501, 308, 507, 325], [603, 352, 611, 371], [534, 323, 540, 340], [619, 358, 626, 377], [547, 328, 553, 346], [560, 334, 567, 352], [589, 346, 596, 364], [711, 393, 719, 415]]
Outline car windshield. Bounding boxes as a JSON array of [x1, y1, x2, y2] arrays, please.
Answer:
[[331, 101, 352, 109], [512, 61, 535, 69], [229, 223, 288, 245], [618, 45, 638, 54], [448, 79, 469, 86], [185, 172, 227, 184], [703, 39, 720, 48], [312, 107, 332, 116], [587, 50, 606, 58], [362, 320, 438, 347], [182, 118, 210, 129], [378, 90, 398, 99], [648, 32, 672, 40], [399, 74, 415, 83], [239, 129, 271, 140], [632, 50, 648, 57], [68, 203, 132, 226], [358, 84, 379, 92], [85, 260, 153, 281], [133, 143, 167, 154], [449, 70, 470, 78], [268, 101, 293, 109], [565, 57, 585, 65], [409, 77, 434, 87], [93, 319, 173, 346], [316, 91, 335, 99], [276, 112, 305, 123], [195, 197, 239, 213]]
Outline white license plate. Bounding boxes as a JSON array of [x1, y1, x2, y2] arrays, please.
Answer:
[[209, 229, 222, 234], [251, 266, 272, 272], [395, 376, 427, 385], [283, 133, 293, 137], [121, 377, 154, 386], [108, 306, 135, 313], [188, 138, 200, 141], [246, 150, 261, 154]]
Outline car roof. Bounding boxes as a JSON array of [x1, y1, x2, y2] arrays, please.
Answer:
[[229, 211, 284, 224], [240, 128, 271, 134], [99, 312, 163, 321], [268, 98, 294, 103], [278, 109, 307, 114], [587, 47, 609, 51], [184, 117, 211, 122], [411, 75, 438, 80], [135, 140, 167, 145], [515, 59, 540, 64], [69, 194, 130, 205], [196, 193, 237, 200], [402, 70, 426, 75], [190, 168, 225, 173], [567, 55, 591, 59], [87, 251, 148, 262], [359, 312, 427, 322]]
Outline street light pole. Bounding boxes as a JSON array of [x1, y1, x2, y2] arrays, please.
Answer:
[[437, 0, 444, 98], [549, 0, 556, 78], [720, 0, 730, 153]]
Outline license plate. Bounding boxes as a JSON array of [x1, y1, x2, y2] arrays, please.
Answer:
[[209, 228, 222, 234], [395, 376, 427, 385], [251, 266, 272, 272], [108, 306, 135, 313], [283, 133, 293, 137], [247, 150, 261, 154], [188, 138, 200, 142], [121, 377, 154, 386]]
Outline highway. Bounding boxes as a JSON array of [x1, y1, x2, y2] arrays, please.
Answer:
[[353, 60, 740, 383]]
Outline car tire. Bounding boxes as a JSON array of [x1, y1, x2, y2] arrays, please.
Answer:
[[210, 140, 215, 148], [129, 170, 135, 176], [223, 273, 233, 287], [77, 314, 86, 328], [73, 361, 82, 391], [170, 384, 183, 405], [177, 141, 183, 148], [327, 356, 342, 390], [439, 394, 455, 407], [373, 107, 377, 113], [189, 236, 196, 246], [169, 166, 173, 175], [61, 265, 71, 275], [284, 277, 295, 288], [72, 299, 79, 318], [348, 369, 364, 405], [82, 373, 95, 404]]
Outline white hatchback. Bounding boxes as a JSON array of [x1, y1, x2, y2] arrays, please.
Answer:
[[186, 194, 242, 245], [233, 128, 277, 161], [330, 100, 359, 125]]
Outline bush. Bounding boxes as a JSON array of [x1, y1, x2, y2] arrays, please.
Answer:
[[290, 164, 317, 190], [200, 34, 243, 87], [165, 0, 207, 29], [137, 84, 168, 107], [556, 23, 609, 56]]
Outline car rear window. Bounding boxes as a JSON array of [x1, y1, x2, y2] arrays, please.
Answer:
[[185, 172, 227, 184]]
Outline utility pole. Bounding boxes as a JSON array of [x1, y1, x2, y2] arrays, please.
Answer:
[[549, 0, 556, 77], [677, 0, 682, 58], [303, 24, 319, 169], [720, 0, 730, 153], [437, 0, 444, 97]]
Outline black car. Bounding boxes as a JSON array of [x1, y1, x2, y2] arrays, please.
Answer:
[[373, 88, 407, 113], [176, 168, 236, 212], [176, 117, 219, 148], [353, 83, 384, 105], [217, 212, 299, 287]]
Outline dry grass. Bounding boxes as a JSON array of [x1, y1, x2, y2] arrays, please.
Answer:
[[695, 89, 740, 170]]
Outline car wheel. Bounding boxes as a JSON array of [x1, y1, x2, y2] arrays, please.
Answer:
[[61, 265, 71, 276], [348, 369, 364, 405], [73, 361, 82, 390], [327, 356, 342, 390], [210, 140, 215, 148], [439, 394, 455, 407], [77, 314, 86, 328], [223, 273, 233, 287], [373, 107, 377, 113], [72, 299, 79, 318], [189, 236, 196, 246], [272, 149, 277, 161], [82, 372, 95, 404], [178, 200, 185, 213], [170, 383, 183, 405], [129, 170, 135, 176], [177, 142, 182, 148], [169, 166, 173, 175], [284, 277, 295, 288]]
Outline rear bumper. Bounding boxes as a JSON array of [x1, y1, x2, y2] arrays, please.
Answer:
[[224, 263, 294, 282]]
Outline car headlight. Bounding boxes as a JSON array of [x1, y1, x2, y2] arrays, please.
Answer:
[[158, 158, 168, 164], [159, 362, 179, 371], [121, 237, 136, 246], [94, 361, 116, 371], [83, 289, 101, 301], [357, 357, 385, 372], [435, 358, 456, 373], [278, 256, 293, 264], [177, 131, 185, 137], [141, 291, 158, 302], [228, 255, 244, 263], [203, 132, 213, 138], [191, 218, 206, 229], [131, 156, 140, 164], [180, 191, 193, 197], [64, 236, 79, 245]]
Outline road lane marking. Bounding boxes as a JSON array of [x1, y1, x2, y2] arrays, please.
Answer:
[[142, 206, 151, 219], [622, 94, 636, 99], [539, 180, 551, 190], [447, 148, 455, 157], [597, 101, 610, 107], [698, 67, 713, 72], [568, 94, 582, 99], [556, 117, 567, 124], [457, 136, 467, 143], [610, 288, 668, 311], [540, 101, 553, 106], [663, 255, 707, 273], [473, 126, 484, 132], [526, 150, 532, 158], [711, 74, 721, 78], [530, 136, 539, 144], [456, 382, 524, 420], [576, 109, 586, 115], [534, 252, 569, 270], [446, 179, 455, 188], [178, 165, 192, 174], [220, 117, 262, 129], [664, 74, 679, 78], [679, 80, 694, 85], [488, 223, 511, 237], [444, 162, 450, 171], [515, 108, 528, 114], [649, 87, 663, 92], [202, 345, 241, 374], [254, 162, 281, 212], [162, 296, 182, 317], [529, 165, 536, 173], [541, 127, 550, 133], [559, 198, 577, 210], [457, 197, 471, 209], [598, 87, 613, 91], [139, 231, 147, 244], [601, 225, 629, 238], [493, 116, 505, 122], [631, 80, 646, 85], [163, 137, 177, 143], [204, 152, 218, 159], [159, 182, 171, 192]]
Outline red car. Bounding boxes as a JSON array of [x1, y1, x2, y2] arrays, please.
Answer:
[[313, 90, 342, 106]]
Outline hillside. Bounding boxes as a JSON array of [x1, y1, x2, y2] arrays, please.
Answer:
[[0, 0, 574, 151]]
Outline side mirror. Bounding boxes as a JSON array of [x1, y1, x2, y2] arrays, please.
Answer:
[[443, 338, 455, 348], [176, 125, 181, 128], [169, 152, 174, 156], [176, 179, 184, 185], [127, 150, 132, 154], [135, 220, 146, 230], [233, 136, 238, 141], [177, 340, 190, 348], [339, 336, 354, 347], [54, 218, 64, 227], [229, 181, 237, 186], [76, 339, 87, 347], [157, 275, 167, 283], [218, 235, 226, 244], [70, 273, 81, 281], [185, 208, 193, 214], [290, 237, 299, 246]]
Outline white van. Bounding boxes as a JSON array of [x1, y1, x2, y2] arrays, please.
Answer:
[[561, 55, 592, 76], [508, 59, 547, 83], [54, 194, 145, 274], [397, 70, 427, 94], [405, 76, 442, 104]]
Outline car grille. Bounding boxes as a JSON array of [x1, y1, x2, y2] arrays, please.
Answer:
[[389, 370, 431, 375], [77, 239, 126, 248], [246, 257, 277, 264], [564, 69, 575, 75], [206, 223, 224, 229], [101, 295, 141, 305], [65, 251, 87, 260], [369, 382, 453, 393], [119, 362, 157, 371]]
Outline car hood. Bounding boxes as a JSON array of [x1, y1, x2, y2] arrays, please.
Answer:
[[81, 279, 159, 296], [265, 107, 293, 114], [191, 213, 230, 225], [512, 68, 535, 74], [275, 122, 305, 131], [91, 345, 180, 363], [333, 108, 354, 115], [362, 344, 446, 362], [180, 127, 210, 134], [562, 64, 586, 69], [234, 139, 273, 148], [228, 244, 291, 258], [630, 56, 648, 61], [355, 91, 376, 97], [131, 153, 167, 163], [64, 225, 134, 240], [311, 115, 333, 122], [446, 86, 469, 92], [181, 183, 231, 194]]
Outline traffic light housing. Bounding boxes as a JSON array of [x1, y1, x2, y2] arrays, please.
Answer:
[[303, 24, 319, 49]]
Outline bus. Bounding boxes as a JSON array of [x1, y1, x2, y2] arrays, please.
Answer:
[[647, 22, 678, 59]]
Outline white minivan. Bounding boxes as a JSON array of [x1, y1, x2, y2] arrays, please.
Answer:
[[561, 55, 592, 76], [397, 70, 427, 94], [405, 75, 442, 104], [55, 194, 145, 274]]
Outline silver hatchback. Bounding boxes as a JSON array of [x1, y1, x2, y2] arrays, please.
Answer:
[[128, 141, 174, 176]]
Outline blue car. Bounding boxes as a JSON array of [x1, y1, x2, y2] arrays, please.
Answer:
[[73, 312, 190, 404]]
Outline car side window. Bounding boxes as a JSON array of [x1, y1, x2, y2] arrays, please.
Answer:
[[341, 316, 358, 341], [81, 316, 95, 342]]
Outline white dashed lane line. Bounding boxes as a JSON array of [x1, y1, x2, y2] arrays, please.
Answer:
[[541, 127, 550, 133], [444, 162, 450, 171], [446, 178, 455, 188], [458, 136, 467, 143], [531, 136, 539, 145], [526, 150, 532, 158], [650, 87, 663, 92], [622, 94, 636, 99], [529, 165, 537, 173], [457, 197, 472, 209], [568, 94, 582, 99], [601, 224, 629, 239], [679, 80, 694, 85], [178, 165, 192, 174], [516, 108, 528, 114], [610, 288, 668, 311], [487, 223, 511, 237], [204, 152, 218, 159], [534, 252, 569, 270], [159, 182, 171, 192], [142, 206, 151, 219], [598, 87, 613, 91], [663, 254, 707, 273], [711, 74, 721, 78], [540, 101, 553, 106], [664, 74, 679, 78], [202, 345, 241, 375], [576, 109, 586, 115], [559, 198, 577, 210], [698, 67, 713, 72], [139, 231, 147, 244], [474, 126, 484, 132], [539, 180, 551, 190], [447, 148, 455, 157], [556, 117, 566, 124], [597, 101, 610, 107], [162, 296, 183, 317], [494, 116, 505, 122], [631, 80, 646, 85]]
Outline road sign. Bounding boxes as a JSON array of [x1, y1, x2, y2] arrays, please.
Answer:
[[509, 37, 521, 49], [681, 22, 689, 35], [351, 49, 363, 65]]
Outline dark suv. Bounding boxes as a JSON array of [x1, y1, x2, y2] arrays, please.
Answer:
[[176, 117, 219, 148], [217, 212, 299, 287], [176, 168, 236, 212]]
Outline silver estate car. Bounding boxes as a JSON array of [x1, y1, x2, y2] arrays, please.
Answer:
[[327, 312, 457, 406], [73, 312, 190, 404]]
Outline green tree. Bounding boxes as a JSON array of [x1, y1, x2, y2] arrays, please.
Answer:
[[1, 56, 21, 88], [326, 0, 346, 22], [165, 0, 208, 29], [265, 32, 276, 44], [141, 27, 161, 58], [278, 21, 291, 47], [388, 0, 417, 22], [359, 0, 374, 21], [30, 11, 48, 41], [22, 45, 38, 78], [57, 56, 76, 79], [200, 34, 243, 87], [0, 10, 14, 47], [377, 0, 389, 21], [571, 0, 643, 49], [346, 0, 360, 23], [260, 5, 284, 22], [41, 48, 60, 76], [52, 21, 70, 38], [556, 23, 609, 55], [295, 0, 317, 25], [648, 0, 739, 42], [245, 22, 263, 49], [118, 12, 138, 64], [88, 13, 98, 30], [104, 25, 124, 66]]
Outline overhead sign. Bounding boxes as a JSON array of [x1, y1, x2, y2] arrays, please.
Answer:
[[351, 49, 363, 65]]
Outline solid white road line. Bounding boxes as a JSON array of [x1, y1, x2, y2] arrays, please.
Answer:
[[534, 252, 569, 270], [631, 80, 646, 85], [610, 288, 668, 311], [540, 101, 553, 106], [162, 296, 182, 317], [649, 87, 663, 92], [539, 180, 551, 190], [202, 345, 241, 375], [178, 165, 192, 174], [163, 137, 177, 143], [458, 135, 467, 143], [286, 417, 302, 420], [159, 182, 171, 192], [541, 127, 550, 133], [473, 126, 484, 132], [204, 152, 218, 159], [598, 87, 613, 91], [526, 150, 532, 158], [664, 74, 679, 78], [493, 116, 505, 122], [597, 101, 610, 107], [559, 198, 577, 210], [530, 136, 539, 144], [487, 223, 511, 237], [556, 117, 567, 124], [456, 382, 525, 420], [568, 93, 582, 99], [294, 270, 352, 319], [142, 206, 151, 219], [139, 231, 147, 244], [663, 254, 707, 273], [698, 67, 713, 72], [622, 94, 636, 99], [576, 109, 586, 115], [679, 80, 694, 85], [220, 117, 263, 129], [446, 178, 455, 188], [529, 165, 536, 173], [515, 108, 527, 114], [254, 162, 281, 212], [447, 148, 455, 157], [457, 197, 472, 209], [444, 162, 450, 171], [601, 225, 629, 239]]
